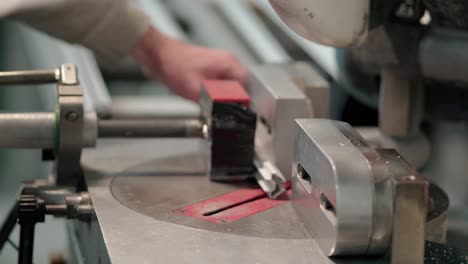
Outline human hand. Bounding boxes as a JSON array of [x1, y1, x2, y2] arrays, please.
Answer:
[[132, 27, 248, 101]]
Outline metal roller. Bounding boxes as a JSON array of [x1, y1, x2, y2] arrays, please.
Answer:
[[0, 112, 97, 149], [98, 119, 204, 138], [0, 113, 56, 149], [0, 112, 203, 148], [0, 69, 59, 85]]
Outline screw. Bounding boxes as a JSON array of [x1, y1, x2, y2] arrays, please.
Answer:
[[217, 219, 229, 224], [405, 175, 417, 181], [66, 112, 79, 122], [175, 209, 186, 214]]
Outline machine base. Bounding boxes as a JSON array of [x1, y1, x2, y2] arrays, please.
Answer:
[[72, 138, 466, 264]]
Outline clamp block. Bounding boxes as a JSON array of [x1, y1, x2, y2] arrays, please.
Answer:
[[200, 80, 257, 181]]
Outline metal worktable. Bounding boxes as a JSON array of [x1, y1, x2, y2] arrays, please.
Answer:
[[74, 138, 468, 264]]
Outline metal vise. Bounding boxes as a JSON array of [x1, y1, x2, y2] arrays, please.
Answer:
[[292, 119, 448, 263], [199, 63, 330, 198]]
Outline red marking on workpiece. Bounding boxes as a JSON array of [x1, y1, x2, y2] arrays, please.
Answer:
[[203, 80, 250, 107], [174, 185, 291, 224]]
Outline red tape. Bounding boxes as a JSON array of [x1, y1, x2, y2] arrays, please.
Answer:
[[202, 80, 250, 107], [174, 186, 291, 224]]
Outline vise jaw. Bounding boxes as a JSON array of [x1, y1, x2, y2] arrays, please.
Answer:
[[293, 119, 428, 263]]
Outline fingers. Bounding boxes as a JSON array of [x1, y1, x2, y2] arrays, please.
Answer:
[[183, 77, 202, 101], [134, 34, 248, 102], [204, 52, 249, 83], [222, 62, 248, 84], [221, 53, 248, 83], [169, 74, 202, 102]]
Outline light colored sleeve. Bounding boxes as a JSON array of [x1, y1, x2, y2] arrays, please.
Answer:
[[1, 0, 151, 62]]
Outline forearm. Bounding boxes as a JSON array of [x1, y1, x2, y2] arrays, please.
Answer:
[[3, 0, 151, 62], [1, 0, 247, 102], [132, 27, 171, 78]]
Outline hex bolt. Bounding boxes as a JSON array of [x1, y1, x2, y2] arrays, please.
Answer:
[[66, 112, 79, 122]]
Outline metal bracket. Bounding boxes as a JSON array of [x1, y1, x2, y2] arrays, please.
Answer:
[[55, 65, 84, 187], [0, 64, 89, 187]]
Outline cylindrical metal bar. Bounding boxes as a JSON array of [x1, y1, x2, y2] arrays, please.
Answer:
[[0, 69, 59, 85], [0, 112, 203, 148], [420, 28, 468, 84], [0, 112, 96, 149], [45, 205, 67, 217], [98, 119, 204, 138], [18, 224, 35, 264], [0, 113, 56, 149]]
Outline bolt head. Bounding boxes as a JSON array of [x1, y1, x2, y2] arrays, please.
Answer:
[[66, 112, 79, 122]]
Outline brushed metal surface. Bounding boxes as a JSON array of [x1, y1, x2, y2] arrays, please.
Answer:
[[82, 139, 338, 264], [81, 138, 454, 264], [111, 175, 307, 239]]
